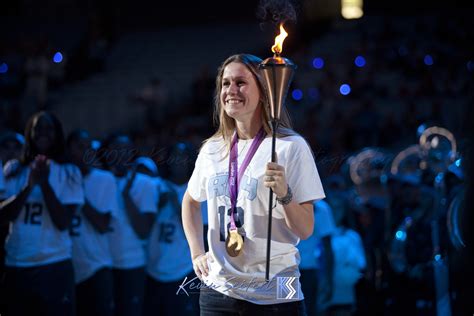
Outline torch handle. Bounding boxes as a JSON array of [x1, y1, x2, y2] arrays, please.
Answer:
[[265, 120, 278, 282]]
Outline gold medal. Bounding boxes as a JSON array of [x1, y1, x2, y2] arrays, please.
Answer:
[[225, 228, 244, 257]]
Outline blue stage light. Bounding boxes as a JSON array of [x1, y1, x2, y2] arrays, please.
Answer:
[[395, 231, 407, 241], [424, 54, 433, 66], [417, 124, 427, 136], [467, 61, 474, 72], [292, 89, 303, 101], [339, 84, 351, 95], [91, 140, 102, 150], [312, 57, 324, 69], [53, 52, 63, 63], [355, 55, 366, 67]]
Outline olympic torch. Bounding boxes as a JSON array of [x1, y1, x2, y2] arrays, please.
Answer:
[[259, 24, 297, 281]]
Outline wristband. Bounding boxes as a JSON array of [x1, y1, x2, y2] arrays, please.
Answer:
[[276, 185, 293, 205]]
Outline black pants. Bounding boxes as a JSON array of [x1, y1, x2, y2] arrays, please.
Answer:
[[143, 273, 199, 316], [300, 269, 318, 316], [112, 267, 146, 316], [4, 259, 75, 316], [199, 286, 307, 316], [76, 267, 114, 316]]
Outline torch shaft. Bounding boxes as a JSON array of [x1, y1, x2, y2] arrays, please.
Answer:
[[265, 119, 278, 281]]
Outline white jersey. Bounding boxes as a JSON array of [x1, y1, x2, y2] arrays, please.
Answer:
[[3, 161, 84, 267], [329, 227, 366, 306], [297, 200, 336, 270], [147, 181, 194, 282], [71, 168, 118, 284], [187, 134, 325, 304], [108, 171, 157, 269]]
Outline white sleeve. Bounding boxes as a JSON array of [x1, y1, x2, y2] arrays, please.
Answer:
[[58, 164, 85, 205], [314, 200, 337, 239], [187, 149, 207, 202], [99, 172, 119, 215], [285, 137, 325, 204], [133, 175, 158, 214]]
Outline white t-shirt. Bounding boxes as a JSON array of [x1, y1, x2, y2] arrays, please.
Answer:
[[297, 200, 336, 270], [71, 168, 118, 283], [108, 171, 157, 269], [329, 227, 366, 306], [187, 134, 325, 304], [3, 161, 84, 267], [147, 181, 194, 282]]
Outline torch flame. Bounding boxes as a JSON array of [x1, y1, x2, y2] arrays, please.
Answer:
[[271, 24, 288, 55]]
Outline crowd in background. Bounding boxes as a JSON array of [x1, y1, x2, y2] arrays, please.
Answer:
[[0, 8, 472, 316], [1, 13, 472, 156]]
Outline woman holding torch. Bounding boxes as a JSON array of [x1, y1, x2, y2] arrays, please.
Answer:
[[182, 53, 325, 315]]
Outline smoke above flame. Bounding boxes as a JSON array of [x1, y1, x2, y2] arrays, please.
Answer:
[[257, 0, 298, 27]]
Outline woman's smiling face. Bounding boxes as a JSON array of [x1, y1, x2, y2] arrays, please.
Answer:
[[220, 62, 261, 122]]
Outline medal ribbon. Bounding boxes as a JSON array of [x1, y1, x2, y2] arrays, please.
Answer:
[[228, 127, 266, 230]]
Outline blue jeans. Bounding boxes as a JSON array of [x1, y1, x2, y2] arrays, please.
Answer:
[[199, 286, 307, 316]]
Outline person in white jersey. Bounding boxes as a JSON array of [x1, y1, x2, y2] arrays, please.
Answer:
[[143, 143, 201, 315], [102, 133, 157, 316], [297, 199, 336, 316], [182, 54, 326, 315], [67, 129, 118, 316], [0, 111, 84, 316], [0, 131, 25, 300], [325, 193, 366, 316], [0, 131, 25, 165]]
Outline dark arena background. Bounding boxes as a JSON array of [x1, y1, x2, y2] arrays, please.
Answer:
[[0, 0, 473, 315]]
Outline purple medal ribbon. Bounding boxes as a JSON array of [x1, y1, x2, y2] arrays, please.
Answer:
[[228, 127, 266, 230]]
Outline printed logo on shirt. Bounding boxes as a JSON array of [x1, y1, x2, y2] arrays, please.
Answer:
[[276, 277, 301, 300], [208, 174, 258, 200]]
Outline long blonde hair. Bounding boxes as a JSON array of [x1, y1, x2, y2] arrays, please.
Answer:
[[205, 54, 295, 153]]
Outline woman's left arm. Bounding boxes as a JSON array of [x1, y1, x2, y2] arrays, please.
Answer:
[[265, 161, 314, 240], [281, 198, 314, 240]]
